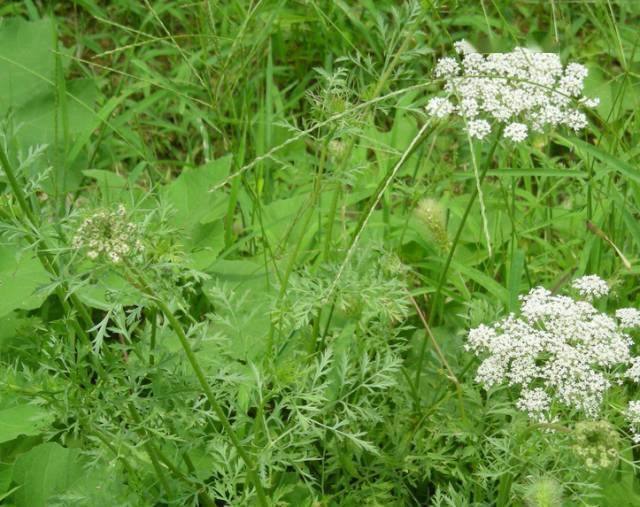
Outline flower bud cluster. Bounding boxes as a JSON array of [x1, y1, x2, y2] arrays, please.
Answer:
[[426, 40, 599, 142], [72, 204, 143, 263], [466, 275, 640, 421], [522, 477, 564, 507], [572, 420, 619, 469]]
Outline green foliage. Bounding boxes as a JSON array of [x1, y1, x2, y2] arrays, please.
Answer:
[[0, 245, 50, 317], [0, 1, 639, 505], [0, 405, 52, 444]]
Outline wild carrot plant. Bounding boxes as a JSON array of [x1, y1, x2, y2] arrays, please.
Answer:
[[0, 2, 639, 506]]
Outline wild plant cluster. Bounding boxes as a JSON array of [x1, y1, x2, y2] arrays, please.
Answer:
[[0, 1, 640, 507]]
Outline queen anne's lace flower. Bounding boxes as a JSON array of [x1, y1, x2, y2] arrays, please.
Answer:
[[571, 275, 610, 300], [427, 40, 599, 142], [466, 275, 639, 421], [572, 420, 619, 469], [72, 204, 143, 263], [467, 119, 491, 140], [425, 97, 455, 118], [626, 401, 640, 443], [503, 122, 528, 142], [616, 308, 640, 328], [516, 388, 551, 422]]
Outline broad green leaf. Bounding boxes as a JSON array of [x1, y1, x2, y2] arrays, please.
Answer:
[[0, 465, 12, 496], [0, 245, 50, 317], [204, 259, 273, 361], [14, 78, 98, 149], [0, 405, 52, 444], [261, 194, 313, 248], [11, 442, 84, 507], [0, 18, 55, 112], [81, 169, 128, 204], [0, 18, 99, 194], [164, 156, 231, 226], [162, 156, 231, 252]]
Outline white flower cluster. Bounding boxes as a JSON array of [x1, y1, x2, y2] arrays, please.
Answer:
[[466, 275, 640, 421], [72, 204, 143, 263], [427, 40, 599, 142], [571, 274, 610, 300], [616, 308, 640, 328], [627, 400, 640, 443]]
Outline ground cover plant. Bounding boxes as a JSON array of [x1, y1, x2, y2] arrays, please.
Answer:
[[0, 0, 640, 505]]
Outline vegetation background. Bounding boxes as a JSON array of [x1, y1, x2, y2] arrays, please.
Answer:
[[0, 0, 639, 505]]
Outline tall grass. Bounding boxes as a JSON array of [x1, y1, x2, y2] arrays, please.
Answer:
[[0, 1, 639, 505]]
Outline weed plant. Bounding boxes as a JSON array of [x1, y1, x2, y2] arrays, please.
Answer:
[[0, 1, 640, 506]]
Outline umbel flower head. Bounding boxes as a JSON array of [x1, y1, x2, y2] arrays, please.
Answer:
[[626, 400, 640, 443], [466, 275, 640, 422], [572, 420, 619, 469], [72, 204, 143, 263], [426, 40, 599, 142]]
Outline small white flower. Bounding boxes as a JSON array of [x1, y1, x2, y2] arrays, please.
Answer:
[[616, 308, 640, 328], [434, 57, 460, 78], [453, 39, 477, 56], [466, 275, 639, 421], [516, 388, 551, 422], [73, 206, 142, 263], [504, 122, 528, 142], [563, 110, 588, 130], [428, 43, 598, 143], [467, 119, 491, 139], [572, 275, 609, 300], [426, 97, 455, 118], [580, 96, 600, 108], [627, 401, 640, 443], [626, 357, 640, 383]]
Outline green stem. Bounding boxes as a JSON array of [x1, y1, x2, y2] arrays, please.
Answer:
[[128, 402, 174, 500], [429, 131, 502, 325], [322, 184, 341, 262], [410, 294, 465, 419], [149, 308, 157, 367], [0, 147, 102, 376], [153, 298, 268, 506]]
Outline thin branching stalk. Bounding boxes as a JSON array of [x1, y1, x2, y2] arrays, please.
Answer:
[[0, 148, 203, 500], [325, 120, 435, 302], [0, 147, 103, 378], [151, 297, 269, 506], [429, 127, 503, 325], [410, 294, 466, 419], [128, 402, 174, 500]]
